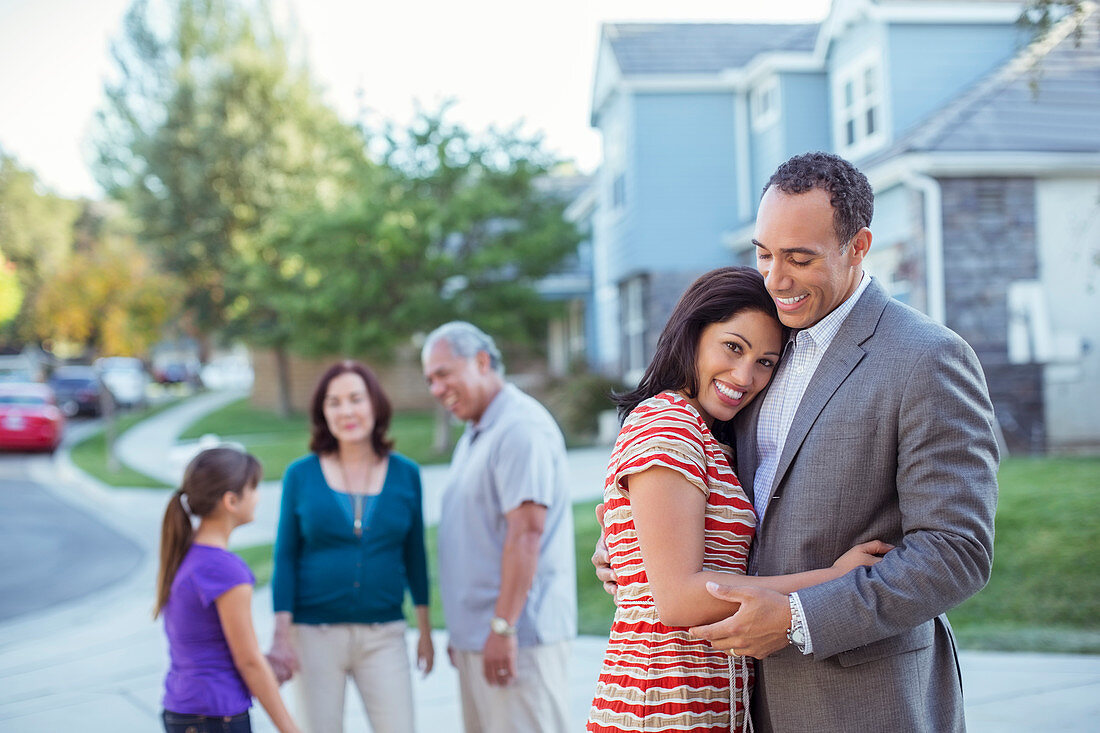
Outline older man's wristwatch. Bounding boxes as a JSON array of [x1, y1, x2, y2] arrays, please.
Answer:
[[490, 616, 517, 636], [786, 595, 808, 653]]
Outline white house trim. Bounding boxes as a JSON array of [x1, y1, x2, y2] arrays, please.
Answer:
[[814, 0, 1025, 60], [734, 91, 753, 222], [732, 52, 824, 89], [870, 152, 1100, 181], [875, 2, 1024, 24], [901, 173, 946, 325]]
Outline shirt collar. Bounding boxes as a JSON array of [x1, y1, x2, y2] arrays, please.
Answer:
[[471, 382, 512, 434], [798, 271, 870, 350]]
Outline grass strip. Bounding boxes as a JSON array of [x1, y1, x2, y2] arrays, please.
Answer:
[[179, 398, 456, 479], [68, 399, 183, 488]]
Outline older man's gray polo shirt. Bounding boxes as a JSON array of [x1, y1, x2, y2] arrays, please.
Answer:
[[437, 383, 577, 651]]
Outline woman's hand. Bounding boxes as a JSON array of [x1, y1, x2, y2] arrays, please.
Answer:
[[832, 540, 894, 574], [267, 612, 299, 684], [417, 630, 435, 676]]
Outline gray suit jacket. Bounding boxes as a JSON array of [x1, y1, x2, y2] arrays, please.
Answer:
[[735, 278, 999, 732]]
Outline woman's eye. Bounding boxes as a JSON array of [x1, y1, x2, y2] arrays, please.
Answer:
[[725, 342, 742, 353], [759, 359, 775, 369]]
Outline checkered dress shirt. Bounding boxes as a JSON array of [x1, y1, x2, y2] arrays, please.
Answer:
[[752, 273, 871, 520]]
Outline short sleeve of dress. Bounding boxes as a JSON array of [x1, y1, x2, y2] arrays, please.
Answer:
[[613, 397, 710, 499], [191, 548, 256, 607]]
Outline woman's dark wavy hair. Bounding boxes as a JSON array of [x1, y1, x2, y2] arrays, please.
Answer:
[[764, 150, 874, 247], [614, 266, 782, 429], [309, 360, 395, 456]]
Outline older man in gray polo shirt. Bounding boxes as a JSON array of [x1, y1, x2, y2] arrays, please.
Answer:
[[422, 321, 576, 733]]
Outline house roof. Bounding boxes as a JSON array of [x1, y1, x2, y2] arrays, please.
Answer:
[[604, 22, 819, 76], [866, 6, 1100, 164]]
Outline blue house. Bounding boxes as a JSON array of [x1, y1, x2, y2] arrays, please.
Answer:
[[585, 0, 1100, 454]]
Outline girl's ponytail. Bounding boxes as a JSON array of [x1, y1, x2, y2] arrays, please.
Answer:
[[155, 489, 193, 618], [153, 447, 262, 618]]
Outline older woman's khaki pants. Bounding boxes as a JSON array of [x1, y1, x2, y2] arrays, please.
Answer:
[[293, 621, 414, 733]]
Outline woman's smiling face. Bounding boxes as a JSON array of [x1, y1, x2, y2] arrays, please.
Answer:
[[688, 309, 783, 426]]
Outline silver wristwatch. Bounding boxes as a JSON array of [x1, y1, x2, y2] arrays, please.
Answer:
[[786, 595, 808, 653], [490, 616, 517, 636]]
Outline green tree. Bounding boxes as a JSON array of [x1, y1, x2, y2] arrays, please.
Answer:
[[94, 0, 363, 352], [270, 110, 582, 360]]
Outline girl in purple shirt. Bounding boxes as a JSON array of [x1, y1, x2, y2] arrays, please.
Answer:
[[156, 447, 300, 733]]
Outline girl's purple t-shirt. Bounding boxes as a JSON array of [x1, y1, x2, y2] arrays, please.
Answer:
[[162, 544, 256, 715]]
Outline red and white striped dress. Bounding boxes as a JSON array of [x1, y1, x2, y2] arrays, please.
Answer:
[[587, 391, 756, 733]]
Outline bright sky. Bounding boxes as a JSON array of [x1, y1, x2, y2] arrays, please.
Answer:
[[0, 0, 831, 199]]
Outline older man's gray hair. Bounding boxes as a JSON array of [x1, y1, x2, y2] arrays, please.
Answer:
[[421, 321, 505, 375]]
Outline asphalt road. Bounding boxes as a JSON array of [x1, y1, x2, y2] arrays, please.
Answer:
[[0, 453, 144, 622]]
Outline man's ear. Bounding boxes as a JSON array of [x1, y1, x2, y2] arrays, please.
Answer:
[[848, 227, 872, 265], [475, 350, 492, 374]]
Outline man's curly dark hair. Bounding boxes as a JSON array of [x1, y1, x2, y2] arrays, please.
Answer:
[[763, 151, 874, 248]]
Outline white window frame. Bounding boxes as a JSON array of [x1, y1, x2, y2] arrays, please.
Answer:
[[621, 276, 646, 384], [750, 76, 781, 132], [831, 48, 888, 159]]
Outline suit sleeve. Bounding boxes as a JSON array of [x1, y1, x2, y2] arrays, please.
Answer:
[[797, 333, 999, 658]]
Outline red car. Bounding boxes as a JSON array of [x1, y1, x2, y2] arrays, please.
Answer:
[[0, 383, 65, 452]]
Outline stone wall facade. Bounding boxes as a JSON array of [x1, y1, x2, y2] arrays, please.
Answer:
[[250, 348, 438, 415], [939, 177, 1045, 454]]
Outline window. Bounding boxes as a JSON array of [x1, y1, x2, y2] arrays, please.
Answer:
[[611, 173, 626, 210], [621, 276, 647, 383], [832, 50, 886, 157], [751, 77, 781, 131]]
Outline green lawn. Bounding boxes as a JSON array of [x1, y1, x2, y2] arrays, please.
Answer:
[[946, 455, 1100, 653], [236, 456, 1100, 651], [180, 398, 456, 479], [68, 399, 183, 488]]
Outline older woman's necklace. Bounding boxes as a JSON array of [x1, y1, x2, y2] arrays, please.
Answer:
[[337, 456, 380, 538]]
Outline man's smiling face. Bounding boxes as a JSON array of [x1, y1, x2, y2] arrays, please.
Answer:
[[752, 185, 870, 330]]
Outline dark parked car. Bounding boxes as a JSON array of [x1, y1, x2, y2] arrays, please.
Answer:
[[0, 383, 64, 452], [48, 366, 103, 417]]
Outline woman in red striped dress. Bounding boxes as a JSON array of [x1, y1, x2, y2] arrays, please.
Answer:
[[587, 268, 890, 733]]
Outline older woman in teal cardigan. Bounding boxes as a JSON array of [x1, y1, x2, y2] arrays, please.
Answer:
[[269, 360, 432, 733]]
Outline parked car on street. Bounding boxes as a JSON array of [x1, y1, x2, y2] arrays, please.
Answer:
[[48, 366, 103, 417], [0, 383, 64, 452], [94, 357, 149, 409]]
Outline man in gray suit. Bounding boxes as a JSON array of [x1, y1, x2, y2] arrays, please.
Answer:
[[688, 151, 999, 731]]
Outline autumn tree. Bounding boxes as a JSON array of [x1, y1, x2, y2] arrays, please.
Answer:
[[0, 151, 81, 343], [31, 203, 179, 356]]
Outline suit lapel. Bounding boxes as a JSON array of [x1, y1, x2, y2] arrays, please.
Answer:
[[767, 279, 891, 501], [734, 397, 764, 504]]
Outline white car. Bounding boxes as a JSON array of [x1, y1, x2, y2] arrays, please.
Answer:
[[200, 357, 254, 391], [94, 357, 150, 408]]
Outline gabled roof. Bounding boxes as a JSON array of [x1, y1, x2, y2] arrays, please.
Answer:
[[866, 6, 1100, 164], [604, 22, 819, 76]]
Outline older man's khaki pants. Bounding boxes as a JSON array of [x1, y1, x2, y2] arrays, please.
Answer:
[[452, 641, 570, 733]]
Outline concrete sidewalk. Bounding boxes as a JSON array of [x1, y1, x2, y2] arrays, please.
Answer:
[[2, 392, 1099, 732]]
